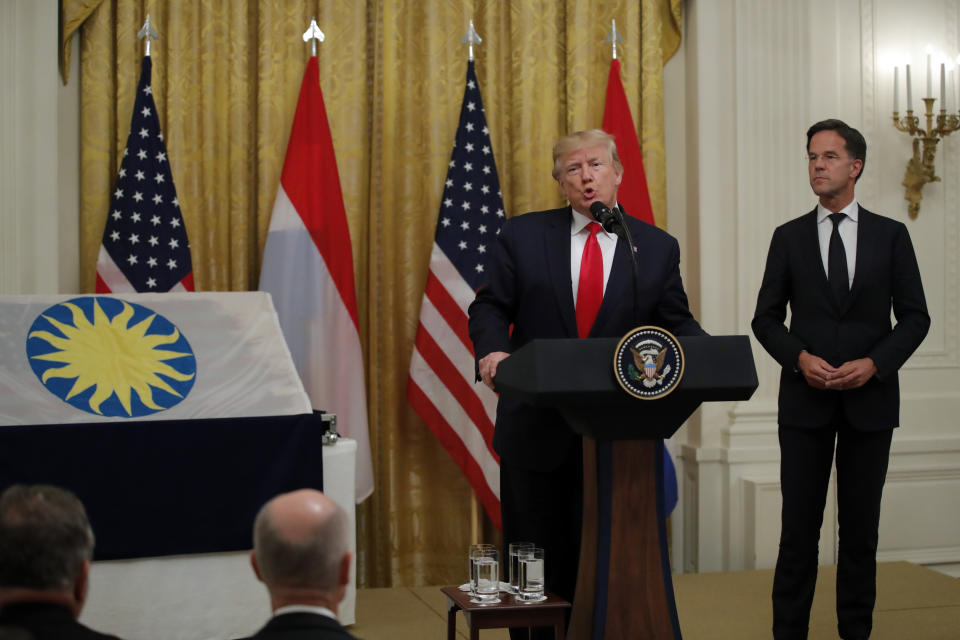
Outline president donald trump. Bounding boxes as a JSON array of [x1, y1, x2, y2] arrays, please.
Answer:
[[468, 129, 704, 637]]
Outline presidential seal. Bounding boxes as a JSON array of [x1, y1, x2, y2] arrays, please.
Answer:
[[613, 326, 684, 400]]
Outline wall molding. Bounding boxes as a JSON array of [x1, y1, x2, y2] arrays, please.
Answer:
[[0, 1, 21, 293]]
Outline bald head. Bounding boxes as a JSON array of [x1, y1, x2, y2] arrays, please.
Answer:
[[252, 490, 349, 593]]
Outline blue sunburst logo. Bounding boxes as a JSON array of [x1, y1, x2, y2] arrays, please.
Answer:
[[26, 297, 196, 418]]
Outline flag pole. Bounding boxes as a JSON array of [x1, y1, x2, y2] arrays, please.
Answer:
[[462, 19, 482, 63], [137, 13, 159, 57], [463, 18, 483, 543], [302, 17, 325, 57], [605, 18, 624, 60], [408, 17, 505, 533]]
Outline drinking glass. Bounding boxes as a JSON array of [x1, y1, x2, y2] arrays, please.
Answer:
[[508, 542, 534, 593], [518, 547, 545, 601], [471, 548, 500, 604], [467, 544, 496, 595]]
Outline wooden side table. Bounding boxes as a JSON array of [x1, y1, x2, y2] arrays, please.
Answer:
[[441, 585, 571, 640]]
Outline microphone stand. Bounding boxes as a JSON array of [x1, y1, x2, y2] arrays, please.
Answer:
[[589, 201, 641, 327], [611, 206, 642, 327]]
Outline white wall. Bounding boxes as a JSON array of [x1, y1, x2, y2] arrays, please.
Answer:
[[671, 0, 960, 578], [0, 0, 80, 295]]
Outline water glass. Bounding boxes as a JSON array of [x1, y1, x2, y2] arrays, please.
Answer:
[[472, 548, 500, 604], [468, 544, 496, 596], [518, 547, 545, 601], [508, 542, 534, 593]]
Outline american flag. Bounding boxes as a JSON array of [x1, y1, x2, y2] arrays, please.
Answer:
[[96, 56, 193, 293], [407, 60, 504, 528]]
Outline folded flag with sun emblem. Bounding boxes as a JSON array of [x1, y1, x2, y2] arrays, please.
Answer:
[[0, 292, 310, 425]]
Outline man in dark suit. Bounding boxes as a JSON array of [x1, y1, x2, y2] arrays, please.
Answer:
[[0, 484, 123, 640], [752, 119, 929, 640], [242, 489, 356, 640], [468, 129, 704, 635]]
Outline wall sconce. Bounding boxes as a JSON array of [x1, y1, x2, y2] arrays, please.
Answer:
[[892, 53, 960, 218]]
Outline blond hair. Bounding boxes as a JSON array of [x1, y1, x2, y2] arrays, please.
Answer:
[[551, 129, 623, 180]]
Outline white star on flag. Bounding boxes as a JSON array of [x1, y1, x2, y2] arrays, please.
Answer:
[[96, 56, 193, 293]]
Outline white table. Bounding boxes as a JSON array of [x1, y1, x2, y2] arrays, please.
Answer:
[[81, 438, 357, 640]]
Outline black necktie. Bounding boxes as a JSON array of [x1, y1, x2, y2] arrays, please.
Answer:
[[828, 212, 848, 305]]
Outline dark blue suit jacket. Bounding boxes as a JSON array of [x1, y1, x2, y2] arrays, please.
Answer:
[[0, 602, 123, 640], [468, 206, 704, 470], [752, 206, 929, 429], [239, 612, 357, 640]]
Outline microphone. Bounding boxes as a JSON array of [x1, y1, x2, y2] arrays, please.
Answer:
[[590, 202, 641, 327], [589, 201, 621, 233]]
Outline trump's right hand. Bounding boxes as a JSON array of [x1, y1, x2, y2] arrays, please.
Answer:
[[479, 351, 510, 390]]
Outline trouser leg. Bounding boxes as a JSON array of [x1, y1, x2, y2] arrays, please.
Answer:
[[500, 441, 582, 640], [834, 425, 893, 640], [773, 424, 836, 640]]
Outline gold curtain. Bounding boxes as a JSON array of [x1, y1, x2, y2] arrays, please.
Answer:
[[62, 0, 682, 588]]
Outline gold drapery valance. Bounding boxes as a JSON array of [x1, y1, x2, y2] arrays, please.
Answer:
[[61, 0, 682, 588]]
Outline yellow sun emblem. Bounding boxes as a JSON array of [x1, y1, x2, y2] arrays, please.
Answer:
[[27, 298, 196, 417]]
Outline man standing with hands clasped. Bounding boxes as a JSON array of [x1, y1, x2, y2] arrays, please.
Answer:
[[752, 119, 930, 640]]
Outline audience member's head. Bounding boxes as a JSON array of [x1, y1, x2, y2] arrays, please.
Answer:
[[251, 489, 351, 615], [0, 484, 95, 618]]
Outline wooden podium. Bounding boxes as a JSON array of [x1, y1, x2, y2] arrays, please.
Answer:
[[495, 334, 758, 640]]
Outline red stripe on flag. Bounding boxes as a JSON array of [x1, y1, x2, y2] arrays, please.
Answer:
[[279, 57, 360, 330], [179, 272, 195, 291], [95, 274, 111, 294], [414, 325, 496, 447], [424, 271, 474, 355], [407, 379, 501, 529], [603, 59, 656, 226]]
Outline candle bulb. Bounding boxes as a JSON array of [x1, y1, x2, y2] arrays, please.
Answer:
[[957, 55, 960, 113], [941, 63, 946, 106], [948, 69, 954, 112], [894, 66, 899, 112], [927, 53, 932, 97], [906, 64, 913, 109], [956, 68, 959, 114]]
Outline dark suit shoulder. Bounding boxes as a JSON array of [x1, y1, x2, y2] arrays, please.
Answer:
[[242, 612, 358, 640], [503, 208, 569, 230], [775, 208, 818, 235], [622, 215, 676, 245], [0, 603, 124, 640], [857, 206, 907, 233]]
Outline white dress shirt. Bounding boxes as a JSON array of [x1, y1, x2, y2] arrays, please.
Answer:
[[273, 604, 339, 621], [816, 199, 858, 290], [570, 207, 618, 304]]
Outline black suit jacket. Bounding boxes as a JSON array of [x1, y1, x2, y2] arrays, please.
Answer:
[[468, 206, 704, 470], [0, 602, 123, 640], [752, 206, 929, 429], [240, 612, 357, 640]]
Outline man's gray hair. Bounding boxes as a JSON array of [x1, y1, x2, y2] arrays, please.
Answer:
[[551, 129, 624, 180], [0, 485, 95, 590], [253, 497, 349, 590]]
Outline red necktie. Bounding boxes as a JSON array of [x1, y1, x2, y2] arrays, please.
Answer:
[[576, 222, 603, 338]]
